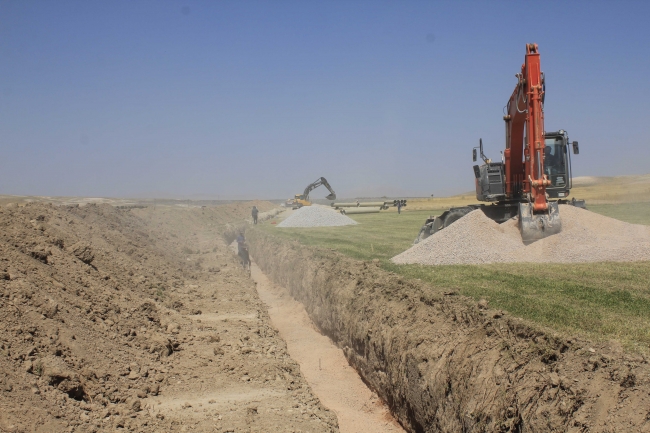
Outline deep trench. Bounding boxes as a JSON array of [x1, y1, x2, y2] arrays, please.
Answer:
[[247, 256, 406, 433], [223, 224, 648, 433]]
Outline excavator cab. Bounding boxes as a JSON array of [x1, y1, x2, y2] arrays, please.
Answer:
[[471, 130, 583, 243], [544, 130, 578, 199], [519, 131, 584, 244]]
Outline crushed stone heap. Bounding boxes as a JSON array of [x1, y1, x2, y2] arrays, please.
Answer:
[[392, 205, 650, 265], [277, 205, 358, 228]]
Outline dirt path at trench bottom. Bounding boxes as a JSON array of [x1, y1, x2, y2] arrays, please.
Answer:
[[247, 257, 405, 433]]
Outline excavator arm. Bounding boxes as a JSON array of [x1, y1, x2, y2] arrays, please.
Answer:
[[503, 43, 549, 207], [503, 44, 560, 243], [302, 177, 336, 202]]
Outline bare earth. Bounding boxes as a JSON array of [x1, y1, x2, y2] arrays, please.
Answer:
[[0, 201, 338, 432], [249, 260, 405, 433], [4, 198, 650, 433]]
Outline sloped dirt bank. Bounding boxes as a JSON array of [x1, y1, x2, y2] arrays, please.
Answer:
[[247, 229, 650, 433], [0, 202, 337, 433]]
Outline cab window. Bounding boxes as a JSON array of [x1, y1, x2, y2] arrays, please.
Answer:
[[544, 138, 567, 187]]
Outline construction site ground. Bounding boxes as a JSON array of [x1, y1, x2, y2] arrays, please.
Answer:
[[248, 213, 650, 432], [2, 180, 650, 432], [262, 201, 650, 353], [0, 201, 340, 433]]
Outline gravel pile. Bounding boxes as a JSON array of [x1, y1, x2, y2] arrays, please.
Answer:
[[277, 205, 358, 228], [392, 205, 650, 265], [523, 205, 650, 263], [391, 210, 523, 265]]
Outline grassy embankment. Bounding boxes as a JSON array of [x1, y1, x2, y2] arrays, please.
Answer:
[[260, 175, 650, 352]]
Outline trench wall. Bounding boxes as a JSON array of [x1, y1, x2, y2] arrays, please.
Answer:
[[246, 228, 650, 433]]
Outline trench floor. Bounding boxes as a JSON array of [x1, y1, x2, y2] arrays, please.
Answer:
[[249, 260, 405, 433]]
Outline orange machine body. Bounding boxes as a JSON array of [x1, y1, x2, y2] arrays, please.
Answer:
[[503, 43, 550, 213]]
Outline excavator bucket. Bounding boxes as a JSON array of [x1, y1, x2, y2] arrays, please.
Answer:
[[518, 202, 562, 245], [325, 193, 336, 201]]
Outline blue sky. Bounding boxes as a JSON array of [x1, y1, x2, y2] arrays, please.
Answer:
[[1, 1, 649, 199]]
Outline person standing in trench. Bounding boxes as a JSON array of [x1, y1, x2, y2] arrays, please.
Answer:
[[252, 206, 259, 224], [236, 232, 245, 254]]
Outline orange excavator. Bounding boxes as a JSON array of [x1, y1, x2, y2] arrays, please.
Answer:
[[416, 44, 584, 244]]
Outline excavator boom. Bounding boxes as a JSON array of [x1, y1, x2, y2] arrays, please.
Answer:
[[303, 177, 336, 202], [504, 44, 560, 243], [504, 44, 549, 208]]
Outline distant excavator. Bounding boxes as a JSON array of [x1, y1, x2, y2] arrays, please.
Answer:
[[287, 177, 336, 209], [416, 43, 585, 245]]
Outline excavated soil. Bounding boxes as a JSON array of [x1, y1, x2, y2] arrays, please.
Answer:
[[0, 201, 338, 433], [5, 198, 650, 433], [247, 229, 650, 432], [393, 205, 650, 265]]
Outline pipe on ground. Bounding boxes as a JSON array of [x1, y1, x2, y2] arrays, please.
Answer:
[[341, 207, 381, 214], [332, 202, 390, 208]]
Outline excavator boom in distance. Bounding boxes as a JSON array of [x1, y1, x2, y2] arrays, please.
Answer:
[[287, 177, 336, 209], [416, 44, 585, 244]]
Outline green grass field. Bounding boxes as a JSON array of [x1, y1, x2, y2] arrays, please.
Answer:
[[260, 204, 650, 352], [587, 202, 650, 225]]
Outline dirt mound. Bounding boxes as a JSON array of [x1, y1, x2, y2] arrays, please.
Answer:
[[277, 205, 357, 228], [249, 228, 650, 433], [392, 205, 650, 265], [0, 201, 337, 432]]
